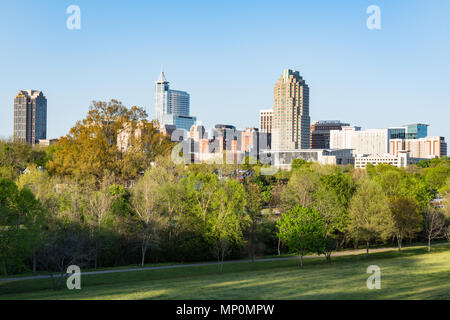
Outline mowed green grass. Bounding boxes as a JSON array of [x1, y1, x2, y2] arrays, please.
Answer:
[[1, 245, 449, 300]]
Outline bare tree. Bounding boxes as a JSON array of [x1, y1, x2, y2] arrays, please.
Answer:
[[38, 222, 95, 290], [86, 175, 116, 268], [132, 169, 167, 267], [423, 207, 445, 252]]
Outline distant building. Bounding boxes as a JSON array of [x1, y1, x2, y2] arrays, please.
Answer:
[[260, 149, 354, 170], [259, 109, 273, 134], [14, 90, 47, 144], [272, 69, 310, 150], [242, 128, 259, 153], [405, 124, 429, 139], [154, 72, 196, 132], [189, 125, 207, 141], [117, 122, 147, 152], [390, 136, 447, 159], [330, 127, 411, 156], [310, 120, 350, 149], [355, 151, 410, 169], [38, 139, 58, 146]]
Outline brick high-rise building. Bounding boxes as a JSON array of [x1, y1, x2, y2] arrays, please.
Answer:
[[13, 90, 47, 144], [272, 69, 310, 150]]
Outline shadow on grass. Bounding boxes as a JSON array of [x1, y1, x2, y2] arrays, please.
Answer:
[[1, 244, 448, 300]]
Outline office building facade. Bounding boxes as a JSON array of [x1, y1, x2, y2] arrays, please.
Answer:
[[13, 90, 47, 144], [355, 152, 410, 168], [260, 109, 273, 133], [405, 124, 428, 139], [272, 69, 310, 150], [390, 136, 447, 159], [330, 127, 417, 156], [310, 120, 350, 149]]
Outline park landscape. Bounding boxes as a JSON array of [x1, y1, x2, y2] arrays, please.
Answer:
[[1, 101, 450, 300]]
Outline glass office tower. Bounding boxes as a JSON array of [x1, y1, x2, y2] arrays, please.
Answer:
[[154, 72, 196, 132]]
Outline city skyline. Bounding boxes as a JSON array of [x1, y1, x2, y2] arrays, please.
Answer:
[[1, 1, 449, 142]]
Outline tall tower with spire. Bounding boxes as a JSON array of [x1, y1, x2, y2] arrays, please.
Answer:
[[155, 71, 170, 123], [154, 71, 196, 132]]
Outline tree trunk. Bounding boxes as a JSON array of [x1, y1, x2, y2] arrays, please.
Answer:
[[2, 259, 6, 276], [141, 242, 148, 267], [397, 236, 402, 252], [325, 251, 331, 264], [32, 251, 37, 274], [428, 236, 431, 252], [277, 238, 281, 256], [250, 222, 256, 263], [217, 249, 221, 272], [299, 253, 303, 268], [366, 241, 370, 258], [220, 247, 225, 273]]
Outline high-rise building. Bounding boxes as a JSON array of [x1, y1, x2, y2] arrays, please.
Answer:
[[272, 69, 310, 150], [259, 109, 273, 133], [13, 90, 47, 144], [154, 72, 196, 132], [310, 120, 350, 149]]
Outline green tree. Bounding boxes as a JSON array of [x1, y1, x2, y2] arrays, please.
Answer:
[[132, 167, 168, 266], [277, 205, 326, 268], [348, 179, 394, 257], [281, 168, 319, 210], [313, 171, 355, 262], [388, 196, 422, 251], [423, 207, 445, 252], [0, 179, 44, 275], [206, 179, 250, 273], [244, 182, 263, 262]]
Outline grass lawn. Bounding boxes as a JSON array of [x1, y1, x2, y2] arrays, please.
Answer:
[[1, 245, 449, 300]]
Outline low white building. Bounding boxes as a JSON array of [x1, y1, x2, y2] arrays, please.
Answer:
[[354, 151, 410, 168], [260, 149, 355, 170]]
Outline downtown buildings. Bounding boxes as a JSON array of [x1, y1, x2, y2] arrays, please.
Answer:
[[330, 124, 447, 167], [13, 90, 47, 145]]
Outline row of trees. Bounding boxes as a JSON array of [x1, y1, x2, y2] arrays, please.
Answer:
[[3, 156, 448, 275], [1, 99, 450, 275], [276, 160, 450, 266]]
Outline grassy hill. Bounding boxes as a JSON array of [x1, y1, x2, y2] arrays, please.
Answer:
[[1, 245, 449, 300]]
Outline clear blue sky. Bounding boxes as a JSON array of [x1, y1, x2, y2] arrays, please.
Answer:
[[1, 0, 449, 143]]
